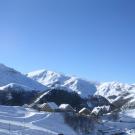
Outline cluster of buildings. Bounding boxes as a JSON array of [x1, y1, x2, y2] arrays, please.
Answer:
[[32, 102, 111, 117]]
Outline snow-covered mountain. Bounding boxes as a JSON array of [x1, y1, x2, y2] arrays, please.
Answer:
[[0, 83, 34, 91], [96, 82, 135, 102], [27, 69, 135, 99], [1, 63, 135, 108], [27, 69, 97, 97], [27, 69, 135, 108], [0, 64, 46, 91], [0, 64, 135, 134]]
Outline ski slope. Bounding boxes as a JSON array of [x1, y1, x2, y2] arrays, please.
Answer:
[[0, 105, 77, 135]]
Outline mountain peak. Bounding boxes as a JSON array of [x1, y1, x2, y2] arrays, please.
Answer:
[[27, 69, 97, 97]]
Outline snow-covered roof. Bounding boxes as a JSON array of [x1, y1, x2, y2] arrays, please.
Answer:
[[59, 104, 70, 109], [79, 108, 90, 113], [91, 107, 101, 115], [91, 106, 110, 115], [39, 102, 58, 109], [59, 104, 74, 111]]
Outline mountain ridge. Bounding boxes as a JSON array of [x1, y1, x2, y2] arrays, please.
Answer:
[[27, 69, 135, 100], [27, 69, 97, 97], [0, 63, 135, 105], [0, 64, 47, 91]]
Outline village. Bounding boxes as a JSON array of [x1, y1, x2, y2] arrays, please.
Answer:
[[29, 101, 111, 118], [25, 101, 112, 134]]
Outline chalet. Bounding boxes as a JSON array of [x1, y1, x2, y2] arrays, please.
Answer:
[[91, 105, 110, 116], [79, 108, 90, 116], [38, 102, 58, 112], [59, 104, 75, 112]]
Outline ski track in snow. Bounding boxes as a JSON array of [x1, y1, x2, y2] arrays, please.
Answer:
[[0, 119, 58, 135], [0, 106, 76, 135]]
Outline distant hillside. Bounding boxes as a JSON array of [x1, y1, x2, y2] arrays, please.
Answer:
[[0, 64, 47, 91]]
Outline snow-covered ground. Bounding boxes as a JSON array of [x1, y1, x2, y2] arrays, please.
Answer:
[[97, 109, 135, 135], [0, 105, 135, 135], [0, 105, 77, 135]]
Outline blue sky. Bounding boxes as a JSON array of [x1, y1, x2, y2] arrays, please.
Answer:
[[0, 0, 135, 83]]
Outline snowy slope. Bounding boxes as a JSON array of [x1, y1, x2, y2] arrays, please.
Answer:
[[0, 83, 34, 91], [0, 64, 46, 91], [0, 105, 77, 135], [96, 109, 135, 135], [27, 70, 97, 97], [0, 105, 135, 135]]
